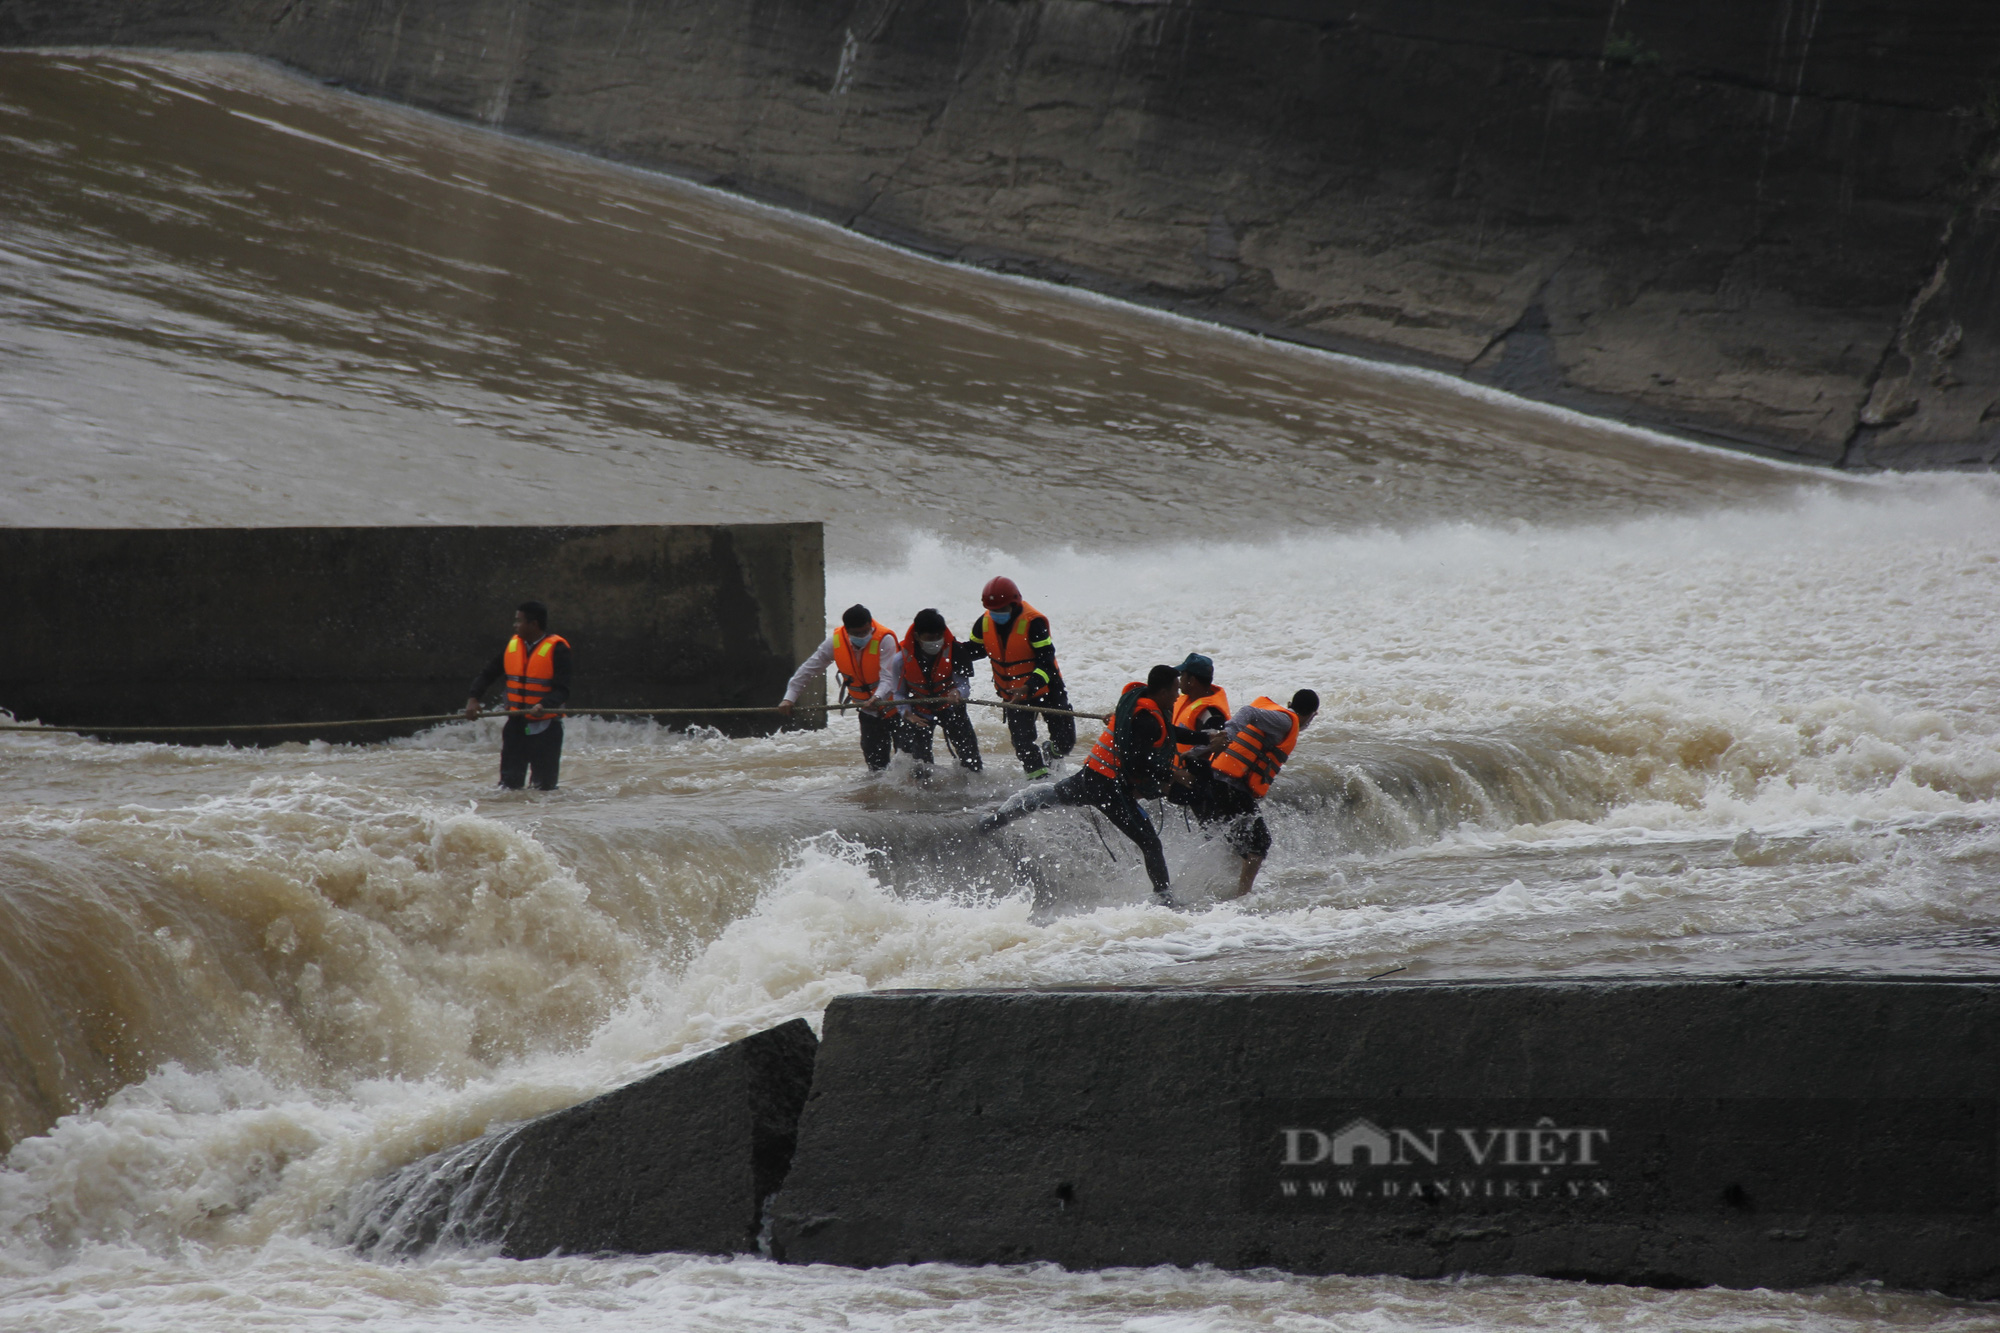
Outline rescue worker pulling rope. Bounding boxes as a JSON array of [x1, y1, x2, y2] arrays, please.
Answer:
[[778, 604, 903, 770], [891, 607, 982, 772], [465, 600, 571, 791], [25, 578, 1328, 911], [964, 575, 1074, 779], [976, 664, 1184, 903]]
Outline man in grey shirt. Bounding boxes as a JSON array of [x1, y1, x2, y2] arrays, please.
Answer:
[[1190, 689, 1318, 898]]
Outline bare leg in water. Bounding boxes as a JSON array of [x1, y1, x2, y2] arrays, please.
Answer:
[[1226, 854, 1263, 899]]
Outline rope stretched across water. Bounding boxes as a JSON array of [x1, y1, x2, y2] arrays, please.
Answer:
[[0, 696, 1108, 737]]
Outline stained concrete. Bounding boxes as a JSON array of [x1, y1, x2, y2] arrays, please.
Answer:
[[0, 524, 824, 741], [346, 1018, 819, 1257], [5, 2, 2000, 466], [769, 979, 2000, 1296]]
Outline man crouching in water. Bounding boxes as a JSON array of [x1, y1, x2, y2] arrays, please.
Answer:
[[1188, 688, 1319, 898], [978, 665, 1184, 904]]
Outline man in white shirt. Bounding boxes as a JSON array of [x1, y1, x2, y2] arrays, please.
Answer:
[[777, 603, 903, 770]]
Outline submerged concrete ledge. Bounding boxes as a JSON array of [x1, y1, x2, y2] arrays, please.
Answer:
[[769, 979, 2000, 1296], [2, 524, 824, 742]]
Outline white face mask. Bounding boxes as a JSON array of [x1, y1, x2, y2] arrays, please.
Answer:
[[989, 609, 1012, 625], [918, 637, 945, 655]]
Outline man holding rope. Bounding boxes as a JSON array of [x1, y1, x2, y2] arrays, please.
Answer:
[[892, 608, 982, 773], [978, 665, 1184, 903], [965, 576, 1073, 779], [777, 603, 903, 771], [465, 600, 571, 791]]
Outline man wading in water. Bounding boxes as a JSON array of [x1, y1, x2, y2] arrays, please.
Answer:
[[1187, 689, 1318, 898], [892, 607, 982, 773], [978, 664, 1185, 903], [964, 576, 1073, 779], [778, 603, 903, 771], [1165, 651, 1231, 823], [465, 600, 572, 791]]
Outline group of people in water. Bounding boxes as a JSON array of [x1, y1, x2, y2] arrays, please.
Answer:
[[464, 581, 1316, 903], [782, 576, 1319, 902]]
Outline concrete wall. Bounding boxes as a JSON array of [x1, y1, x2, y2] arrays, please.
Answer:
[[769, 979, 2000, 1295], [0, 524, 824, 740], [348, 979, 2000, 1294], [6, 2, 2000, 467]]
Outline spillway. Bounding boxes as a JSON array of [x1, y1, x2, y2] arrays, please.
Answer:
[[1, 49, 1997, 1333]]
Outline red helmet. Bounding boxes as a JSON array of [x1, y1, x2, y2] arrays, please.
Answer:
[[981, 575, 1022, 610]]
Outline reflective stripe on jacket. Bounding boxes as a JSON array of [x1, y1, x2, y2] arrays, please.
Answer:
[[504, 633, 570, 712], [1210, 696, 1300, 798], [831, 621, 897, 701]]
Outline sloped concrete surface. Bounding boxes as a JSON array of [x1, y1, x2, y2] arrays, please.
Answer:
[[346, 1018, 818, 1258]]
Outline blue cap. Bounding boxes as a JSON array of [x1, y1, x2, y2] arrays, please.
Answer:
[[1175, 653, 1213, 683]]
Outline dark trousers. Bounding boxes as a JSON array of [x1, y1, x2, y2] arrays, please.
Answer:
[[1190, 777, 1271, 859], [1001, 678, 1076, 774], [893, 705, 983, 771], [858, 710, 896, 771], [499, 717, 562, 791], [988, 768, 1170, 893], [1166, 757, 1213, 808]]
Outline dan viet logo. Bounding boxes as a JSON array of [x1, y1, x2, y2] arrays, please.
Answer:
[[1273, 1114, 1613, 1203], [1249, 1096, 1995, 1215]]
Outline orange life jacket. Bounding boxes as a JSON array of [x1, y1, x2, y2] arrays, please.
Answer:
[[1085, 681, 1170, 784], [977, 600, 1057, 699], [901, 623, 958, 711], [504, 633, 570, 713], [1210, 697, 1300, 798], [1171, 685, 1231, 755], [831, 621, 897, 702]]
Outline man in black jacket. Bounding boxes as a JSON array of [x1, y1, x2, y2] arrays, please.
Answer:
[[976, 665, 1184, 902], [465, 600, 572, 791], [964, 575, 1074, 777]]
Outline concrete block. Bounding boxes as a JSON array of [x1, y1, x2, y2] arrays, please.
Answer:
[[769, 980, 2000, 1296], [348, 1017, 818, 1257], [1, 523, 824, 741]]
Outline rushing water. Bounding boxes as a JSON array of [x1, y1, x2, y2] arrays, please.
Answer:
[[1, 48, 1996, 1332]]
